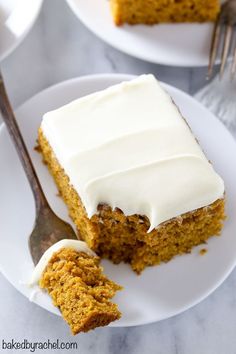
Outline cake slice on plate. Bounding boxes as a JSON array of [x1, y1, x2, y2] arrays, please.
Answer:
[[30, 240, 122, 334], [38, 74, 225, 274], [110, 0, 220, 25]]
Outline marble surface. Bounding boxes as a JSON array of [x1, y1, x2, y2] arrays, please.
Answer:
[[1, 0, 236, 353]]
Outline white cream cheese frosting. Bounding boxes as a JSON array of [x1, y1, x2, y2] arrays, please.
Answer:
[[29, 239, 96, 286], [41, 74, 224, 231]]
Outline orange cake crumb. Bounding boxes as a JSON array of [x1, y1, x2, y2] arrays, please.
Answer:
[[199, 248, 208, 256]]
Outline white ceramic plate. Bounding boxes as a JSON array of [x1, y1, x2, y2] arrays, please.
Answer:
[[0, 74, 236, 328], [0, 0, 43, 62], [66, 0, 219, 67]]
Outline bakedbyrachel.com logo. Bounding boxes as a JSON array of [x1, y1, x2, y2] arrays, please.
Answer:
[[1, 339, 78, 352]]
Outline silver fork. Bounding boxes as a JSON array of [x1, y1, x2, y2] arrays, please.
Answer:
[[0, 72, 77, 265], [208, 0, 236, 79]]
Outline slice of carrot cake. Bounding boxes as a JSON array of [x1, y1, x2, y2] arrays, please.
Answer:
[[30, 240, 122, 334], [38, 74, 225, 274], [110, 0, 220, 25]]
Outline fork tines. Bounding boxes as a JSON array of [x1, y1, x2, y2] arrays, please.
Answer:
[[208, 0, 236, 80]]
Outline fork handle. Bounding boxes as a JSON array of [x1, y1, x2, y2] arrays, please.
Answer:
[[0, 71, 48, 212]]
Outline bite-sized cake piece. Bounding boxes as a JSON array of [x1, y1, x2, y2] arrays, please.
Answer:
[[110, 0, 220, 25], [38, 74, 225, 273], [30, 240, 122, 334]]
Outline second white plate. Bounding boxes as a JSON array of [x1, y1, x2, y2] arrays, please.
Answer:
[[66, 0, 217, 67], [0, 74, 236, 327]]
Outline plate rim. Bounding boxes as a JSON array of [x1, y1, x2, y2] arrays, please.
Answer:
[[1, 73, 236, 327]]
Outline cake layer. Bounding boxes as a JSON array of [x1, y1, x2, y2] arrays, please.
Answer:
[[41, 75, 224, 231], [110, 0, 220, 25]]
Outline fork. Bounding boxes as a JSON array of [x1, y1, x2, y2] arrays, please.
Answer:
[[0, 71, 77, 265], [208, 0, 236, 79]]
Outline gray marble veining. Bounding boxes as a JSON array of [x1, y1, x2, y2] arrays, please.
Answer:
[[0, 0, 236, 353]]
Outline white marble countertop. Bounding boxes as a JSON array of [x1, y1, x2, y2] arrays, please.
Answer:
[[1, 0, 236, 353]]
